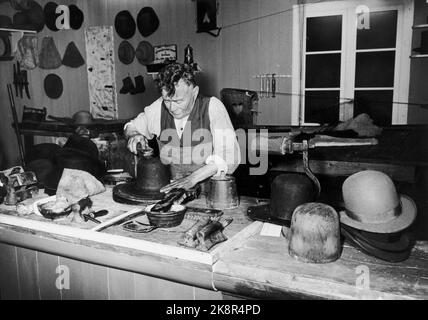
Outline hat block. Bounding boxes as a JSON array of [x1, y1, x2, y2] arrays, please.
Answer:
[[289, 203, 341, 263]]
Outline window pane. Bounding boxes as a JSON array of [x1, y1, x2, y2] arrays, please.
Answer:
[[305, 91, 340, 124], [355, 51, 395, 87], [357, 10, 397, 49], [306, 54, 341, 88], [354, 90, 393, 126], [306, 15, 342, 52]]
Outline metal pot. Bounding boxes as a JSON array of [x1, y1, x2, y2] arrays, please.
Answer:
[[206, 174, 239, 210]]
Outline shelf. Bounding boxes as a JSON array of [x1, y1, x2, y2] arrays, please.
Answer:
[[410, 54, 428, 58], [0, 27, 36, 34], [413, 24, 428, 29]]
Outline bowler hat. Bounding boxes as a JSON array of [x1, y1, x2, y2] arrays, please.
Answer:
[[115, 10, 136, 39], [44, 73, 63, 99], [247, 173, 317, 226], [340, 170, 417, 233], [118, 40, 135, 65], [137, 7, 159, 37], [135, 40, 154, 65], [43, 2, 59, 31], [69, 4, 84, 30], [72, 110, 94, 126]]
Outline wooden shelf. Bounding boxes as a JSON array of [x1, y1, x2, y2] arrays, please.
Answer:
[[413, 24, 428, 29], [0, 27, 36, 34], [410, 54, 428, 58]]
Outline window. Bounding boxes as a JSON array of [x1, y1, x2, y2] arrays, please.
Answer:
[[291, 0, 413, 125]]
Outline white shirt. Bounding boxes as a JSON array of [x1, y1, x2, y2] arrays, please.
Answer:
[[125, 96, 241, 175]]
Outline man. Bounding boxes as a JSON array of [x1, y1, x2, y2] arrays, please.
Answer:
[[124, 63, 240, 193]]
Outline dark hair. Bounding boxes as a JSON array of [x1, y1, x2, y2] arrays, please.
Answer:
[[156, 63, 196, 97]]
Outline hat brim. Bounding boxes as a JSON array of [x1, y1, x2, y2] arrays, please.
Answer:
[[247, 204, 291, 227], [340, 195, 417, 233], [113, 182, 165, 203]]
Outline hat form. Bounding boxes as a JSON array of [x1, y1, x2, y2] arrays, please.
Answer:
[[118, 40, 135, 64], [340, 170, 417, 233], [44, 73, 63, 99], [135, 40, 154, 65], [16, 34, 39, 70], [43, 1, 59, 31], [115, 10, 136, 39], [247, 173, 317, 226], [62, 41, 85, 68], [38, 36, 62, 69], [137, 7, 159, 37]]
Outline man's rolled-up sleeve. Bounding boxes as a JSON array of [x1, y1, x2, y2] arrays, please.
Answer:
[[123, 98, 162, 139], [206, 97, 241, 175]]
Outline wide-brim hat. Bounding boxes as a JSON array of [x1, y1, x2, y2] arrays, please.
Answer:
[[115, 10, 136, 39], [69, 4, 84, 30], [340, 194, 417, 233], [341, 224, 413, 262], [113, 181, 165, 204], [135, 40, 154, 65], [44, 73, 63, 99], [44, 1, 59, 31], [247, 173, 317, 226], [137, 7, 159, 37], [118, 40, 135, 65]]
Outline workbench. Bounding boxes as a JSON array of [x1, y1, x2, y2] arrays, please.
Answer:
[[0, 187, 427, 300]]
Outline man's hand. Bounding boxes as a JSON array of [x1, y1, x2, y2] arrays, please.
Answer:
[[160, 174, 198, 194], [127, 134, 148, 154]]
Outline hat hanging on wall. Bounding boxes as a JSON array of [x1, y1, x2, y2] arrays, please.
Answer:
[[24, 0, 45, 32], [115, 10, 136, 39], [135, 40, 154, 65], [118, 40, 135, 65], [44, 1, 60, 31], [16, 34, 39, 69], [62, 41, 85, 68], [196, 0, 221, 37], [44, 73, 63, 99], [69, 4, 83, 30], [38, 36, 62, 69], [136, 7, 159, 37]]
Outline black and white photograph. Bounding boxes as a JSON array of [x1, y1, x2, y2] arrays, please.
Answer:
[[0, 0, 427, 305]]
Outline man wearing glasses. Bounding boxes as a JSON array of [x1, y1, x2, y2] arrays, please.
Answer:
[[124, 63, 240, 193]]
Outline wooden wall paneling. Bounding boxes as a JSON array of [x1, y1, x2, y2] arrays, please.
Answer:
[[107, 267, 136, 300], [59, 257, 108, 300], [134, 272, 194, 300], [16, 246, 40, 299], [37, 252, 61, 300], [0, 243, 20, 299]]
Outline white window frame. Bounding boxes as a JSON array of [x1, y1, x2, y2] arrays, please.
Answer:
[[291, 0, 414, 125]]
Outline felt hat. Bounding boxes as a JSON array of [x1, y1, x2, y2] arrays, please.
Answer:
[[114, 10, 136, 39], [38, 36, 62, 69], [0, 15, 12, 27], [341, 224, 413, 262], [247, 173, 317, 226], [12, 11, 29, 28], [137, 7, 159, 37], [24, 0, 45, 32], [44, 73, 63, 99], [16, 34, 39, 69], [43, 1, 59, 31], [288, 202, 341, 263], [62, 41, 85, 68], [340, 170, 417, 233], [69, 4, 83, 30], [135, 40, 154, 65], [118, 40, 135, 65], [413, 30, 428, 54], [71, 110, 94, 126]]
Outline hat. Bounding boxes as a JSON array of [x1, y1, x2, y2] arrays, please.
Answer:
[[115, 10, 136, 39], [38, 36, 62, 69], [341, 224, 413, 262], [24, 0, 45, 32], [12, 11, 29, 28], [137, 7, 159, 37], [62, 41, 85, 68], [16, 34, 39, 69], [72, 110, 94, 126], [288, 202, 341, 263], [43, 2, 59, 31], [69, 4, 83, 30], [340, 170, 417, 233], [44, 73, 63, 99], [135, 40, 154, 65], [9, 0, 31, 10], [118, 40, 135, 65], [247, 173, 317, 226]]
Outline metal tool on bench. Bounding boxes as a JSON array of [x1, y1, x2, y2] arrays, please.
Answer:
[[3, 171, 39, 205], [82, 209, 109, 224]]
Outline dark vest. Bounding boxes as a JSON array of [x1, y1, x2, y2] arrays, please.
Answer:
[[157, 95, 213, 179]]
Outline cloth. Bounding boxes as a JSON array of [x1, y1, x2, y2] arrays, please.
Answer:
[[125, 93, 240, 176]]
